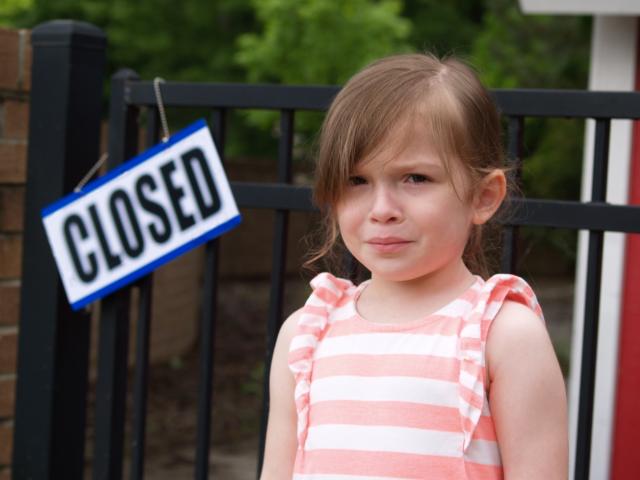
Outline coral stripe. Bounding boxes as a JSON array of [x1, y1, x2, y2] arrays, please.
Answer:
[[325, 315, 464, 336], [295, 449, 468, 479], [312, 354, 459, 382], [308, 400, 498, 441], [309, 400, 461, 431]]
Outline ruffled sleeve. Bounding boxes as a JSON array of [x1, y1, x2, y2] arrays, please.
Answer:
[[287, 272, 355, 449], [458, 274, 544, 451]]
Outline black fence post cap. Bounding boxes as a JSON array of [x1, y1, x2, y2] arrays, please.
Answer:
[[31, 20, 106, 49]]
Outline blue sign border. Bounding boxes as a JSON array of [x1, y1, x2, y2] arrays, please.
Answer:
[[40, 118, 242, 310], [70, 215, 241, 310]]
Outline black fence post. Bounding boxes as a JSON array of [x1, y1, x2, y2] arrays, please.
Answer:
[[12, 21, 106, 479]]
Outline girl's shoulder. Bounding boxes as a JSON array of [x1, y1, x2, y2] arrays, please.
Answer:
[[482, 274, 551, 386], [476, 273, 544, 323]]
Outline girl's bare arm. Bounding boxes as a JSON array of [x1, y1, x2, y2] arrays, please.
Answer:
[[486, 301, 569, 480], [259, 309, 302, 480]]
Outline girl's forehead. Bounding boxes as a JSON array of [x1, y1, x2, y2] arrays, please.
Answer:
[[356, 126, 445, 171]]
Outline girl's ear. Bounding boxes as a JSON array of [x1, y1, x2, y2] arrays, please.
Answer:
[[471, 169, 507, 225]]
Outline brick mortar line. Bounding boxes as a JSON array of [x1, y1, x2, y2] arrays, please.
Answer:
[[0, 139, 27, 146], [0, 91, 28, 102], [0, 280, 20, 287], [17, 30, 27, 90], [0, 374, 15, 381], [0, 326, 17, 335]]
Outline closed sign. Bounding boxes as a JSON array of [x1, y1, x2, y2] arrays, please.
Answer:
[[42, 119, 241, 310]]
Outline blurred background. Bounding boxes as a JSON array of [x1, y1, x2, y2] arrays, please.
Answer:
[[0, 0, 591, 478]]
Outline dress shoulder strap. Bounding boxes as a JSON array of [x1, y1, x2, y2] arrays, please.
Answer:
[[458, 274, 544, 451], [287, 272, 355, 449]]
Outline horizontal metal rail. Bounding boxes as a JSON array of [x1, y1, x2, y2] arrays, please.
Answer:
[[127, 82, 339, 110], [127, 81, 640, 119], [231, 182, 640, 233]]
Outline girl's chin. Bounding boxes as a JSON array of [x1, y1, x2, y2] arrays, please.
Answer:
[[368, 267, 432, 283]]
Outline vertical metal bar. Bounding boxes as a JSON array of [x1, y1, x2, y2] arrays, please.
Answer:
[[129, 109, 160, 480], [12, 20, 106, 479], [258, 109, 295, 476], [194, 109, 227, 480], [574, 118, 610, 480], [93, 69, 140, 480], [129, 276, 153, 480], [501, 116, 524, 273]]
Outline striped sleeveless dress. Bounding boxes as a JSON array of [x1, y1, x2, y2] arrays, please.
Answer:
[[288, 272, 544, 480]]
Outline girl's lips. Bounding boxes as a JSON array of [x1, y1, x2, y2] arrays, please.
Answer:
[[366, 237, 412, 253]]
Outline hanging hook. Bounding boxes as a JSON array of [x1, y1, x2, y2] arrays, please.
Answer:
[[74, 152, 108, 193], [153, 77, 170, 142]]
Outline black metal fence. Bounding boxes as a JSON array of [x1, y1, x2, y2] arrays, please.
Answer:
[[12, 20, 640, 480]]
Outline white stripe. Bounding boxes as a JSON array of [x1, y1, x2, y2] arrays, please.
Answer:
[[290, 334, 318, 351], [436, 298, 474, 317], [458, 395, 482, 415], [314, 333, 458, 359], [295, 381, 310, 399], [464, 439, 502, 466], [459, 322, 480, 338], [294, 475, 406, 480], [330, 301, 355, 322], [310, 375, 459, 407], [459, 369, 484, 396], [485, 300, 502, 319], [299, 312, 327, 328], [305, 424, 463, 457], [306, 295, 327, 308], [294, 475, 409, 480]]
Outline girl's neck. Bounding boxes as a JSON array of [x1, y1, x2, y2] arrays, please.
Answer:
[[357, 260, 476, 324]]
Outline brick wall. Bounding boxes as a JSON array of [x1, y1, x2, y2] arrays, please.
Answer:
[[0, 26, 31, 479]]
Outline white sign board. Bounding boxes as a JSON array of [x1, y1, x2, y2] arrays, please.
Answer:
[[42, 119, 241, 310]]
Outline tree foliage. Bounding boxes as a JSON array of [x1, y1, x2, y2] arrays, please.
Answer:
[[1, 0, 591, 213], [236, 0, 411, 85]]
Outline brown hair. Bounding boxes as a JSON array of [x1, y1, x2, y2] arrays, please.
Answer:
[[306, 53, 508, 278]]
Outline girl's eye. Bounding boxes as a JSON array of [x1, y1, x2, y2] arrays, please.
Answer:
[[348, 176, 367, 186], [406, 174, 429, 183]]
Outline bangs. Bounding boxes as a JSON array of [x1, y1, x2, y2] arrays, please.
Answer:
[[313, 53, 503, 210]]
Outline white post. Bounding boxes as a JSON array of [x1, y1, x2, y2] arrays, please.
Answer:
[[568, 15, 637, 480]]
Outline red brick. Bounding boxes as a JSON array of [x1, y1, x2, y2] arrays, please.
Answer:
[[0, 284, 20, 327], [20, 29, 31, 92], [0, 142, 27, 183], [0, 421, 12, 465], [0, 377, 15, 419], [0, 236, 21, 279], [0, 467, 10, 480], [3, 101, 29, 140], [0, 187, 24, 232], [0, 330, 17, 375], [0, 30, 20, 91]]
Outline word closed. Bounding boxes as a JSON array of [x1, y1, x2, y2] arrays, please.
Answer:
[[42, 119, 241, 310]]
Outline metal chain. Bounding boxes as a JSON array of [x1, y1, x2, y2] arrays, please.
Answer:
[[74, 77, 169, 193], [153, 77, 170, 142], [74, 152, 108, 192]]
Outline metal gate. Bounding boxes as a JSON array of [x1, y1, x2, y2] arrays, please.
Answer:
[[11, 20, 640, 480]]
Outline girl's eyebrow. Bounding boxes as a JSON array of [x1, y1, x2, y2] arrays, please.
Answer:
[[387, 160, 444, 172]]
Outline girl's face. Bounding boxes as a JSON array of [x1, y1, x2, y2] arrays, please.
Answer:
[[336, 127, 484, 283]]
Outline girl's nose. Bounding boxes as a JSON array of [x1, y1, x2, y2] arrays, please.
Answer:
[[369, 185, 403, 223]]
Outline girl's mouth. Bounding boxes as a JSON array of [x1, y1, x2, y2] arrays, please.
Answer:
[[366, 237, 412, 253]]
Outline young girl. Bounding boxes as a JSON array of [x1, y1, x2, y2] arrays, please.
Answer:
[[260, 53, 568, 480]]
